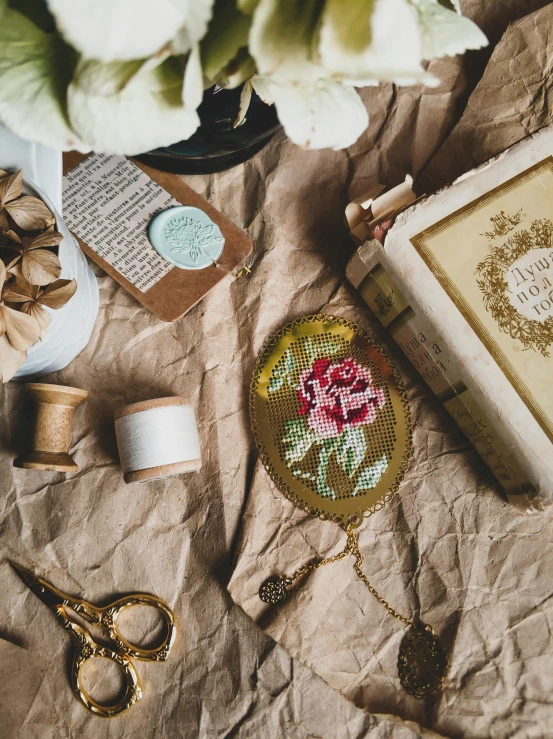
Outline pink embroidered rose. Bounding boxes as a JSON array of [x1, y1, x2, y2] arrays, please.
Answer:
[[297, 357, 385, 439]]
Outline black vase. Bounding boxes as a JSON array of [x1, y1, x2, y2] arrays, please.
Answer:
[[135, 85, 280, 175]]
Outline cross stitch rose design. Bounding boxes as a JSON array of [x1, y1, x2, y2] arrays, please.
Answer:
[[270, 345, 389, 500], [297, 357, 386, 440]]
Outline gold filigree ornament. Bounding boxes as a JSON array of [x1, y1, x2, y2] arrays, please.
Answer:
[[250, 315, 448, 699]]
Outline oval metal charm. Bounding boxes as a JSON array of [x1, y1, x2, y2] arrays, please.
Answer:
[[259, 576, 290, 604], [398, 627, 448, 699], [250, 315, 412, 524]]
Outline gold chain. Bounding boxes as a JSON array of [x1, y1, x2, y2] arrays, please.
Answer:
[[287, 549, 350, 587], [287, 527, 413, 629], [345, 528, 414, 628]]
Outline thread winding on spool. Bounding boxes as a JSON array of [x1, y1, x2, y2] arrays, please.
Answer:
[[115, 397, 201, 484], [14, 383, 88, 472]]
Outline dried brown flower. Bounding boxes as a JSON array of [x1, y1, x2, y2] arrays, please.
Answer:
[[0, 261, 42, 381], [0, 168, 79, 382], [0, 169, 55, 231], [3, 278, 77, 334], [4, 229, 63, 285]]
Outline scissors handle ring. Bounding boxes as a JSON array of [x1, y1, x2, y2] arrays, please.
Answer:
[[62, 612, 143, 718], [100, 594, 176, 661]]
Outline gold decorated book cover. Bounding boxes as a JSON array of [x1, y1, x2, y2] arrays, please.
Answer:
[[347, 127, 553, 510], [411, 158, 553, 447]]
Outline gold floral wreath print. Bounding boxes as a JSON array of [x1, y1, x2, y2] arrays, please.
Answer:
[[476, 218, 553, 357], [250, 315, 412, 525]]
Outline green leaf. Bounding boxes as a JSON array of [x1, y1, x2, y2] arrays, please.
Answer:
[[315, 440, 337, 499], [0, 8, 87, 151], [67, 58, 200, 156], [282, 418, 316, 464], [336, 427, 367, 478], [46, 0, 215, 62], [352, 455, 388, 496], [201, 0, 252, 82], [268, 349, 296, 393]]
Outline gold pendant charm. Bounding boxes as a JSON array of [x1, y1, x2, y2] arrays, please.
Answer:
[[259, 576, 290, 604], [398, 627, 448, 699]]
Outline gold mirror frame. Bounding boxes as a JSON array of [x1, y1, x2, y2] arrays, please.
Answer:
[[250, 315, 413, 525]]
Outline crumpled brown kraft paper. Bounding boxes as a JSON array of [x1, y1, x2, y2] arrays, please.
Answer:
[[419, 3, 553, 192], [2, 3, 553, 738], [0, 640, 48, 738], [229, 286, 553, 737]]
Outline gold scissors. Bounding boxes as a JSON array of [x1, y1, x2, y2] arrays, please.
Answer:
[[10, 562, 176, 718]]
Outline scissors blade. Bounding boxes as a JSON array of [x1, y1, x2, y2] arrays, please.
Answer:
[[10, 562, 66, 610]]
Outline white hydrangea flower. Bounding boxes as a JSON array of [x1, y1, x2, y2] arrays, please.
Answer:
[[0, 0, 487, 154]]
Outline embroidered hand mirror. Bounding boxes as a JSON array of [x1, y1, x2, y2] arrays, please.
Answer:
[[250, 315, 448, 699], [250, 314, 412, 524]]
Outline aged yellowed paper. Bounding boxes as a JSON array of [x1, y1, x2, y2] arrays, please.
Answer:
[[412, 158, 553, 443]]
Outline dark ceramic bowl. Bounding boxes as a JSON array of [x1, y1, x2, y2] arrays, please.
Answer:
[[136, 85, 280, 175]]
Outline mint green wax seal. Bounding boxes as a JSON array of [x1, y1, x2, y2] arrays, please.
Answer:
[[148, 206, 225, 270]]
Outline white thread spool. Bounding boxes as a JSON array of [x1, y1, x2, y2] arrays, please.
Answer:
[[114, 397, 201, 484]]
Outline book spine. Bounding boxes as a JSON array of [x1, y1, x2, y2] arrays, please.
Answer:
[[348, 245, 539, 511]]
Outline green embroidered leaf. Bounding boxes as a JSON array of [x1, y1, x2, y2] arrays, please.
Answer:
[[267, 373, 283, 393], [304, 336, 340, 366], [352, 455, 388, 496], [315, 440, 337, 499], [336, 427, 367, 478], [268, 349, 296, 392], [283, 348, 296, 375], [282, 418, 315, 463]]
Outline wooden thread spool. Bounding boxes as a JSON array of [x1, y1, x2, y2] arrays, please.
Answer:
[[14, 383, 88, 472], [114, 397, 202, 484]]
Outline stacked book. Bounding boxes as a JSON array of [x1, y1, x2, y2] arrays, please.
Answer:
[[347, 126, 553, 511]]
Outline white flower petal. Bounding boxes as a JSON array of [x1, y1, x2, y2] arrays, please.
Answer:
[[319, 0, 436, 87], [68, 60, 200, 156], [258, 78, 369, 150], [410, 0, 488, 60], [71, 56, 169, 97], [47, 0, 213, 61], [0, 9, 87, 152], [234, 80, 253, 127], [171, 0, 215, 55], [182, 45, 204, 109], [250, 75, 275, 105], [249, 0, 324, 83]]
